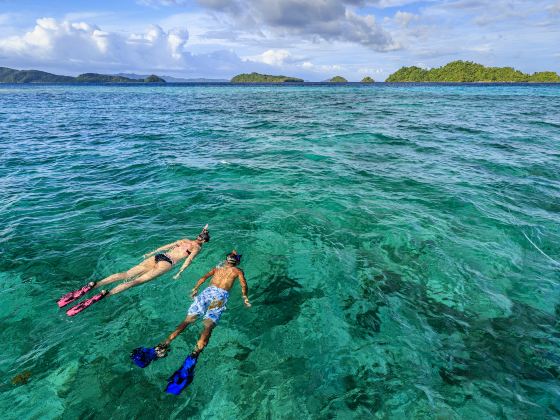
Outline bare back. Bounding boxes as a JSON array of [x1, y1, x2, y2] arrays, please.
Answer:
[[165, 239, 201, 264], [209, 266, 243, 291]]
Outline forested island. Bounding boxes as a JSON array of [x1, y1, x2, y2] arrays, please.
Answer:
[[0, 67, 166, 83], [386, 61, 560, 83], [4, 62, 557, 84], [75, 73, 165, 83], [231, 72, 303, 83], [116, 73, 228, 82]]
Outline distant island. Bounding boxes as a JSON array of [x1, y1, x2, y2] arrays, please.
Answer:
[[386, 61, 560, 83], [0, 67, 166, 83], [231, 72, 303, 83], [75, 73, 165, 83], [0, 67, 74, 83], [115, 73, 229, 83], [4, 62, 558, 85]]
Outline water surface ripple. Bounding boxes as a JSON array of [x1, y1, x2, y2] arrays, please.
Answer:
[[1, 84, 559, 419]]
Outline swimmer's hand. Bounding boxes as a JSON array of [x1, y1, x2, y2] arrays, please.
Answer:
[[173, 273, 181, 280], [243, 296, 251, 307], [191, 288, 198, 299], [143, 253, 152, 259]]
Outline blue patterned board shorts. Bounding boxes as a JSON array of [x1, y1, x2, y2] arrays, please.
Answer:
[[187, 286, 229, 324]]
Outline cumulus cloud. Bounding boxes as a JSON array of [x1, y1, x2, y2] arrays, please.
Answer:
[[393, 11, 418, 27], [194, 0, 400, 51], [0, 17, 270, 77], [246, 48, 294, 65], [0, 18, 189, 67]]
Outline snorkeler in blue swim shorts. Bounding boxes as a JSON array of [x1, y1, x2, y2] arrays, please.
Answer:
[[161, 250, 250, 354], [131, 251, 250, 393], [187, 285, 231, 324]]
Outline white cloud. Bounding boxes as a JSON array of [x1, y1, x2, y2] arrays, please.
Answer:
[[357, 66, 384, 74], [245, 48, 293, 65], [299, 61, 343, 73], [0, 17, 275, 78], [393, 11, 418, 27], [0, 18, 188, 67], [194, 0, 400, 51]]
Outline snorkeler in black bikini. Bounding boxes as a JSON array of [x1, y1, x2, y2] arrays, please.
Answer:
[[57, 225, 210, 316]]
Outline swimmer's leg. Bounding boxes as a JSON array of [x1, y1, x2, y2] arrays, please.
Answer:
[[131, 314, 197, 368], [58, 259, 154, 308], [107, 265, 170, 296], [164, 319, 215, 395], [192, 319, 216, 357], [162, 314, 198, 347], [95, 259, 154, 289], [65, 266, 169, 316]]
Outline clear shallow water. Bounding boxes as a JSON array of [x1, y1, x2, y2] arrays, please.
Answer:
[[1, 83, 559, 419]]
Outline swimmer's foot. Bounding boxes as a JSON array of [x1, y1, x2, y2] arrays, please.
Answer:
[[191, 344, 203, 358], [130, 343, 169, 368], [155, 343, 170, 359], [66, 290, 108, 317], [165, 352, 199, 395], [57, 282, 96, 308]]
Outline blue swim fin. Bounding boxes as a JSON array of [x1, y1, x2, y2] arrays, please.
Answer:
[[165, 353, 198, 395], [130, 347, 157, 368], [131, 344, 169, 368]]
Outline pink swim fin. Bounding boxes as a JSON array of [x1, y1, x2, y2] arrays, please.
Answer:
[[57, 282, 96, 308], [66, 291, 108, 317]]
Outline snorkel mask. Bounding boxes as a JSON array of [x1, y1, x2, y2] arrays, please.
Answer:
[[226, 252, 242, 265], [197, 226, 210, 242]]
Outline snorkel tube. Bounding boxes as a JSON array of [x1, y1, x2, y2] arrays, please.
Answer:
[[197, 224, 210, 243]]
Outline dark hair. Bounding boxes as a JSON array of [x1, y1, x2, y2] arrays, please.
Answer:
[[226, 252, 242, 265], [197, 231, 210, 242]]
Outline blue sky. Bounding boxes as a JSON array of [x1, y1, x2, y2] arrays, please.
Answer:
[[0, 0, 559, 81]]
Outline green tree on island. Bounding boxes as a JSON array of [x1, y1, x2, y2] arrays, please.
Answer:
[[329, 76, 348, 83], [144, 75, 165, 82], [75, 73, 138, 82], [529, 71, 560, 82], [386, 61, 560, 83], [361, 76, 375, 83], [231, 72, 303, 83], [0, 67, 75, 83]]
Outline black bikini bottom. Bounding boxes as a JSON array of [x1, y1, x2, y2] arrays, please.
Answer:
[[155, 254, 173, 265]]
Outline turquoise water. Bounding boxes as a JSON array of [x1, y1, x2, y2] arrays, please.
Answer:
[[1, 83, 559, 419]]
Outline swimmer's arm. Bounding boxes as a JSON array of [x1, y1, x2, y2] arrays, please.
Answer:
[[190, 268, 215, 297], [239, 270, 251, 307], [144, 241, 179, 258], [173, 248, 200, 280]]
